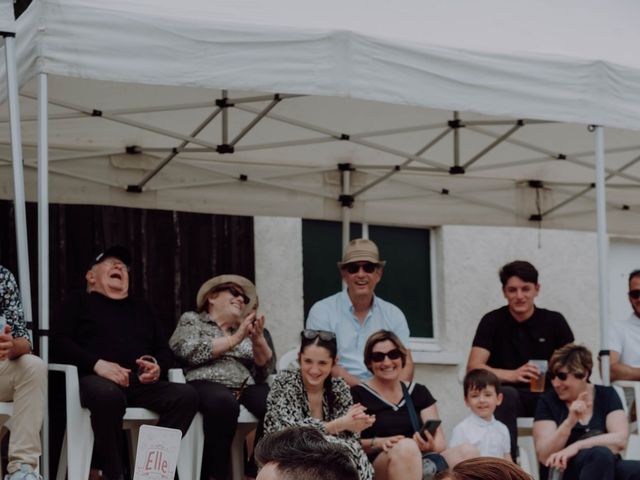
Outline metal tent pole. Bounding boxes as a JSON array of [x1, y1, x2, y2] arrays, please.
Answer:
[[37, 71, 50, 477], [341, 168, 351, 251], [594, 126, 611, 386], [4, 33, 33, 323], [341, 167, 351, 290]]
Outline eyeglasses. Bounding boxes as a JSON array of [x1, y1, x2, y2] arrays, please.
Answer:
[[215, 286, 250, 305], [370, 348, 403, 363], [551, 370, 585, 381], [301, 329, 336, 342], [342, 262, 378, 274], [629, 290, 640, 300], [101, 259, 130, 271]]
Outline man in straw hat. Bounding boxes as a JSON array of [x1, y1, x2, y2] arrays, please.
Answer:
[[306, 238, 413, 386], [53, 246, 199, 480]]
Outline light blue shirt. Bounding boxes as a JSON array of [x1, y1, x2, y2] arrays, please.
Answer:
[[306, 290, 410, 380]]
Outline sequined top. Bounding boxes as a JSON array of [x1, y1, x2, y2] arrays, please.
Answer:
[[0, 265, 31, 348], [169, 310, 275, 389]]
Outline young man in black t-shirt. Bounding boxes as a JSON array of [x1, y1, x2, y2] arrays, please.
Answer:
[[466, 260, 574, 460]]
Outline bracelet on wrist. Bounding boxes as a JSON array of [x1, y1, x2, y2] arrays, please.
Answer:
[[371, 437, 377, 449], [226, 335, 234, 350]]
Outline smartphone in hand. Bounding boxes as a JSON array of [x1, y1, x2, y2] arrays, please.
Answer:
[[421, 419, 441, 440]]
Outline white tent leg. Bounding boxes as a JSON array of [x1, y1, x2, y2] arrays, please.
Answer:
[[37, 72, 49, 477], [595, 125, 611, 386], [4, 34, 33, 323]]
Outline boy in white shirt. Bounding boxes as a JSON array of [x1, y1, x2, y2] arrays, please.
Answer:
[[450, 368, 512, 461]]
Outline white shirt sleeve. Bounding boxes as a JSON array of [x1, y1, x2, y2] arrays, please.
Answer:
[[449, 422, 465, 448], [609, 321, 623, 354], [499, 422, 511, 456]]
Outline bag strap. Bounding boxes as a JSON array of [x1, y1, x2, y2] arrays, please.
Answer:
[[401, 382, 421, 433]]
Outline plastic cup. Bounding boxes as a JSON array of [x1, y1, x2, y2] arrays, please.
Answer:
[[529, 359, 548, 392], [548, 467, 563, 480]]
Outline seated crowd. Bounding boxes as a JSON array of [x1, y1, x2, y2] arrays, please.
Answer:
[[1, 239, 640, 480]]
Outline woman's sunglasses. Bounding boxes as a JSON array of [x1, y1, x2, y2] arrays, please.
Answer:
[[550, 370, 585, 381], [301, 329, 336, 342], [370, 348, 403, 363], [214, 286, 250, 305], [342, 262, 378, 274]]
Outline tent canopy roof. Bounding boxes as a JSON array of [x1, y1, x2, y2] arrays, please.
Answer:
[[1, 0, 640, 233]]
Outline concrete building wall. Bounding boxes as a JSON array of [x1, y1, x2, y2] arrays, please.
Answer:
[[255, 217, 633, 437]]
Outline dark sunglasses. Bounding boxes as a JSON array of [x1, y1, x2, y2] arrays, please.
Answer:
[[551, 370, 585, 381], [215, 286, 250, 305], [370, 348, 403, 363], [301, 329, 336, 342], [629, 290, 640, 300], [342, 262, 378, 274]]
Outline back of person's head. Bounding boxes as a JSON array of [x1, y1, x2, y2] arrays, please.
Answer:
[[499, 260, 538, 286], [436, 457, 532, 480], [549, 343, 592, 380], [363, 329, 408, 372], [463, 368, 501, 397], [255, 426, 358, 480]]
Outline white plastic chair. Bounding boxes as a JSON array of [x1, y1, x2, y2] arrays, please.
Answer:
[[614, 380, 640, 460], [516, 417, 538, 480], [277, 348, 299, 372], [0, 402, 14, 478], [49, 363, 203, 480], [169, 368, 257, 480]]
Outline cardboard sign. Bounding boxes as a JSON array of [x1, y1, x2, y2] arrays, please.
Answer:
[[133, 425, 181, 480]]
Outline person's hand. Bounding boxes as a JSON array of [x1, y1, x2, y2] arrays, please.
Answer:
[[413, 429, 437, 452], [94, 359, 131, 387], [233, 312, 257, 344], [339, 403, 376, 433], [510, 362, 541, 384], [379, 435, 405, 452], [136, 357, 161, 384], [249, 313, 266, 341], [0, 325, 15, 360], [546, 443, 579, 470], [567, 391, 591, 424]]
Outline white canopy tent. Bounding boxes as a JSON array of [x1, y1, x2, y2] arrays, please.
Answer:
[[2, 1, 640, 475], [1, 0, 640, 375]]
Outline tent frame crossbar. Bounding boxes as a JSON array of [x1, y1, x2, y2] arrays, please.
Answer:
[[352, 127, 452, 197], [537, 152, 640, 218]]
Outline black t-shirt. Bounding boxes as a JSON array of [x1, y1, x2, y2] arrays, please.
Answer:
[[472, 306, 574, 387], [534, 385, 622, 446], [351, 382, 436, 439]]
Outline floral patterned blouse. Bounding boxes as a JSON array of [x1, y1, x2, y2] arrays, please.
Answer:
[[169, 310, 275, 389], [264, 368, 374, 480], [0, 265, 31, 347]]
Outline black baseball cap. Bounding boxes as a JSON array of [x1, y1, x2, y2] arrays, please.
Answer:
[[91, 246, 132, 268]]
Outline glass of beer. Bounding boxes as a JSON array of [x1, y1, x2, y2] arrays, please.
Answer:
[[529, 359, 548, 392]]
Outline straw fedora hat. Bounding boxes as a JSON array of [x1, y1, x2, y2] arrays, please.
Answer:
[[196, 274, 257, 313], [337, 238, 386, 267]]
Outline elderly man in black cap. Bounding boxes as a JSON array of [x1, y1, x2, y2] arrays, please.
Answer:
[[306, 238, 413, 386], [52, 246, 198, 480]]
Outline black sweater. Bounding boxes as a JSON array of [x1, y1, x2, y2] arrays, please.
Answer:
[[52, 290, 173, 377]]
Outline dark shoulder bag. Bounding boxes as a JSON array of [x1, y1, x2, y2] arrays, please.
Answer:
[[401, 382, 449, 479]]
